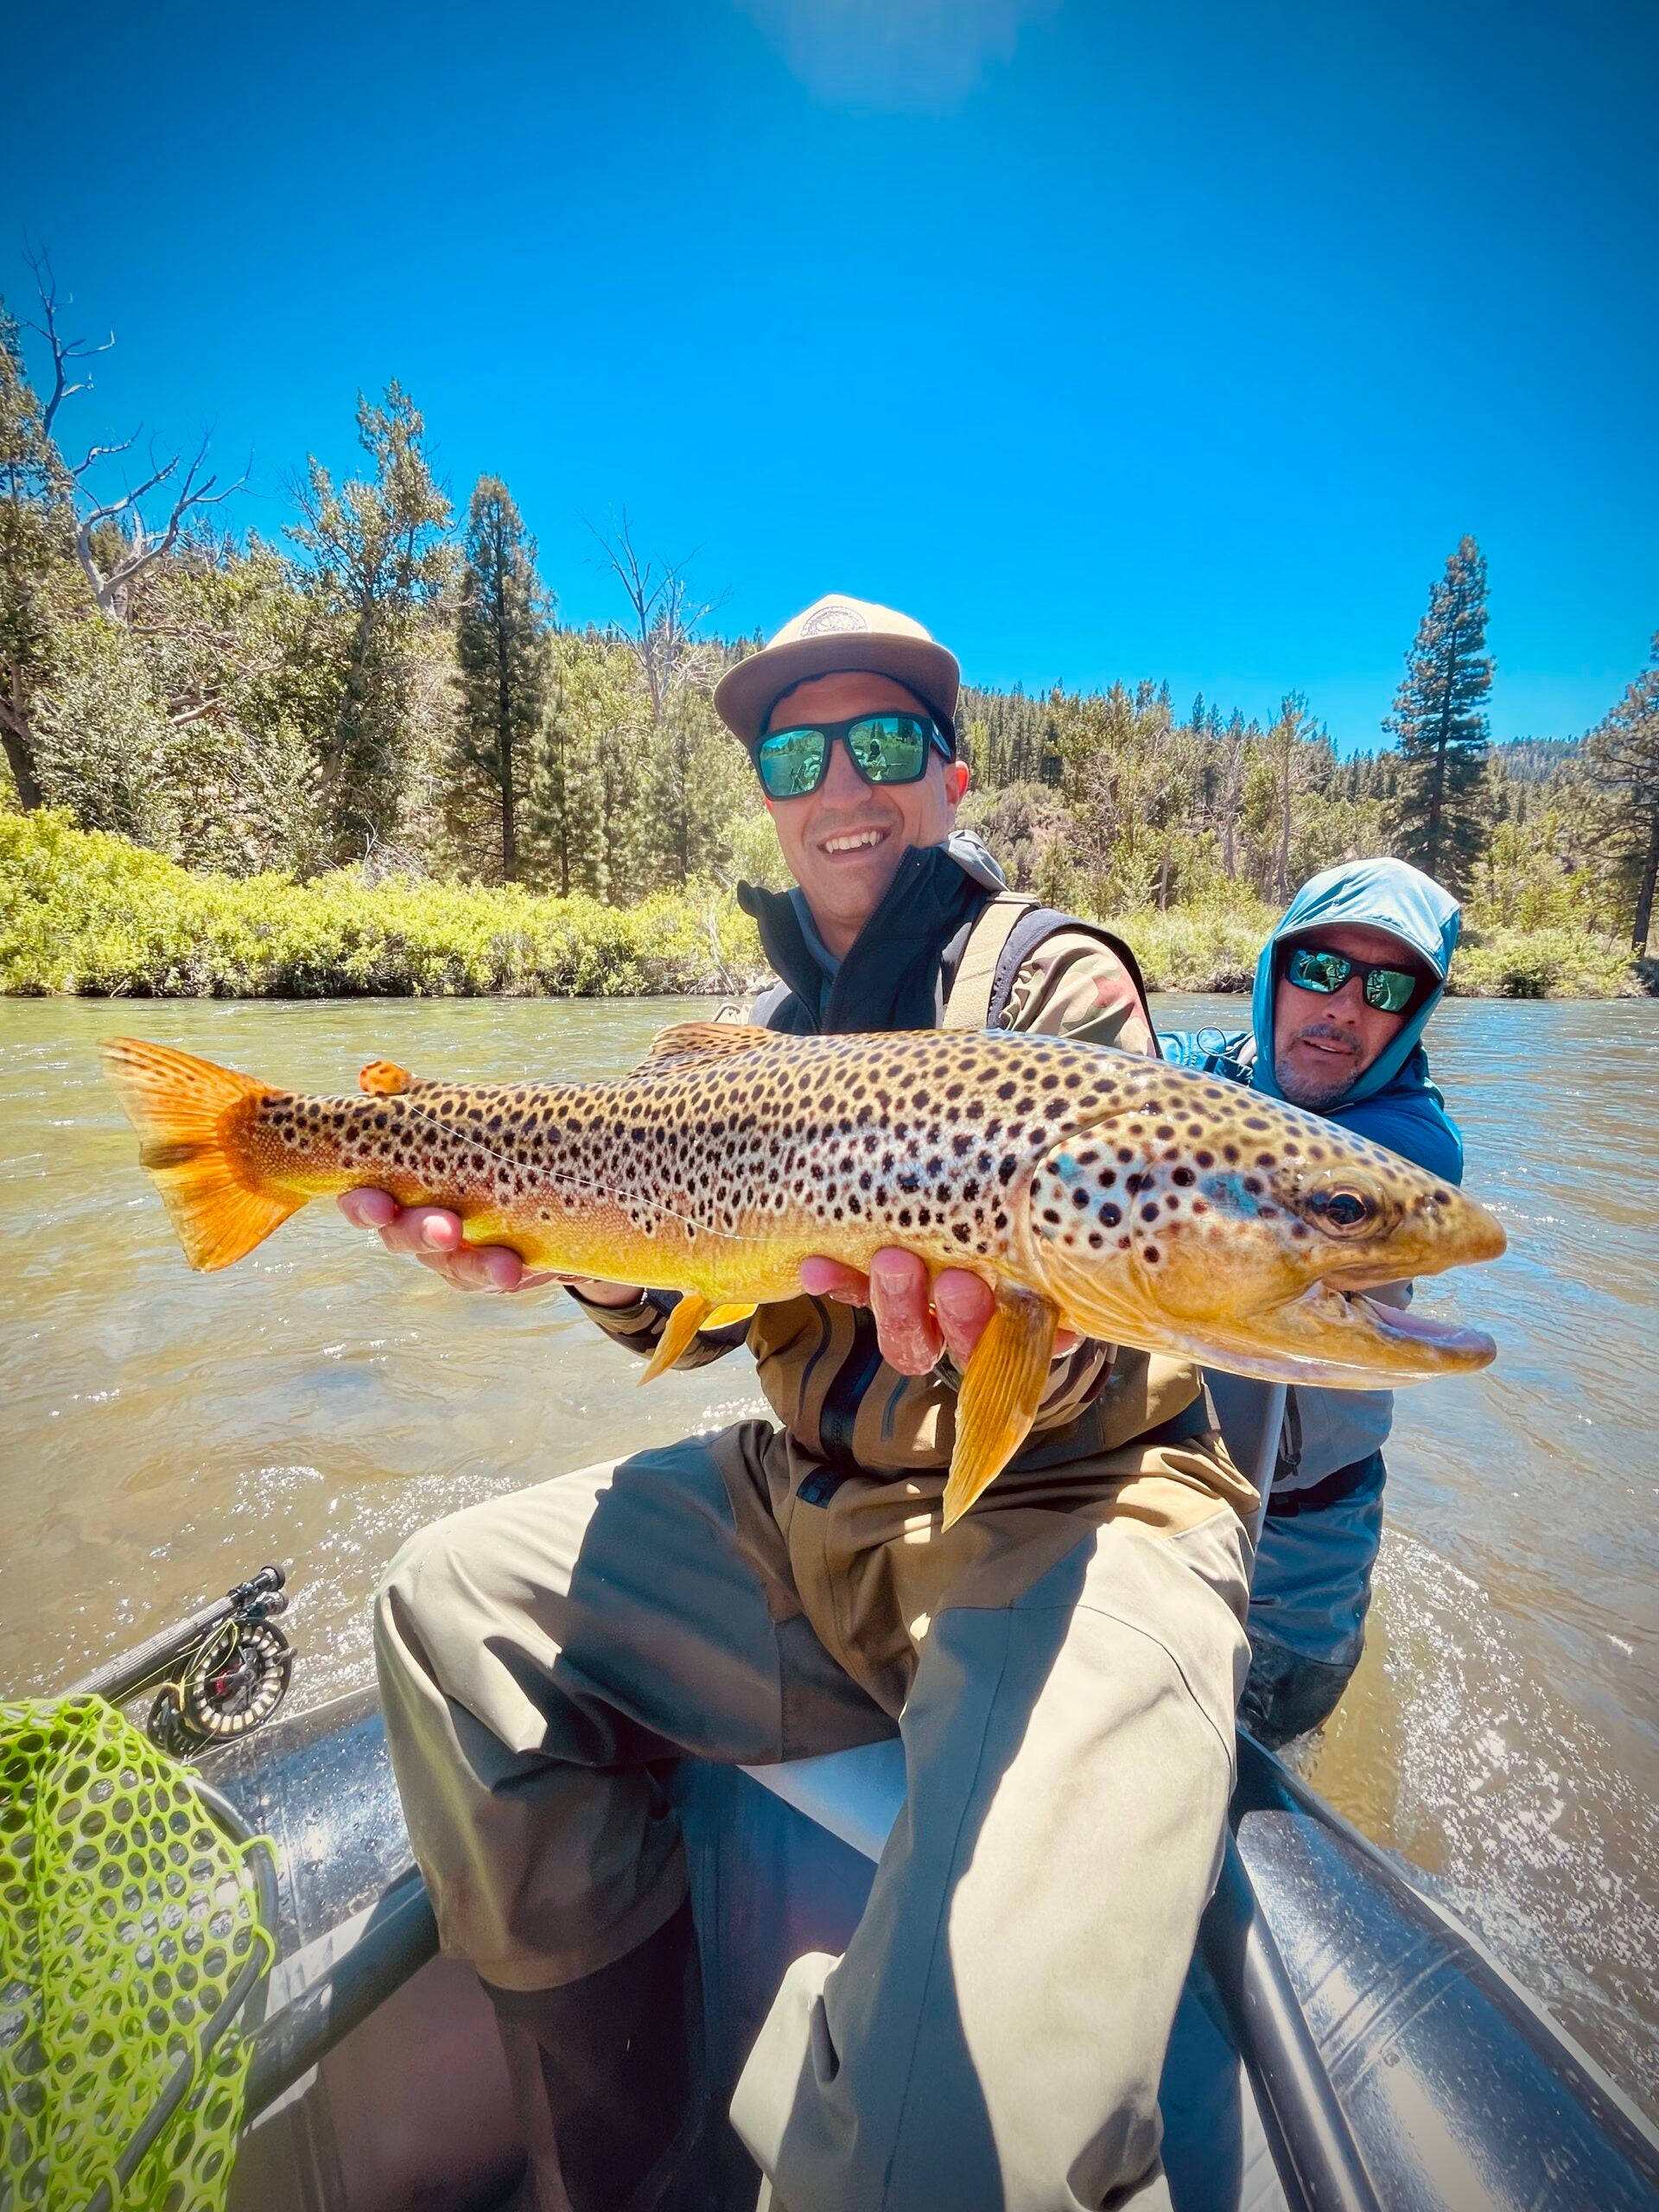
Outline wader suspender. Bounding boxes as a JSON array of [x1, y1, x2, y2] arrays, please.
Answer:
[[942, 892, 1160, 1049], [941, 893, 1038, 1031]]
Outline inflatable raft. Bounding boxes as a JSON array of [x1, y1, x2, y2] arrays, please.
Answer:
[[190, 1677, 1659, 2212]]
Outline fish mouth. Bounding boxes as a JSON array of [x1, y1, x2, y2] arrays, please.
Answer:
[[1344, 1288, 1497, 1364], [1262, 1279, 1498, 1379], [1163, 1277, 1499, 1389]]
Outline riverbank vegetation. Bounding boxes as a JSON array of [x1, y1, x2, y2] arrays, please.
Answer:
[[4, 810, 1648, 1001], [2, 260, 1655, 999]]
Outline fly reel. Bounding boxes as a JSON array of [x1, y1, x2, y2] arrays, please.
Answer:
[[145, 1572, 293, 1753]]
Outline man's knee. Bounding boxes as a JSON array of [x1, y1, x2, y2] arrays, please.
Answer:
[[374, 1464, 616, 1681], [376, 1497, 503, 1648]]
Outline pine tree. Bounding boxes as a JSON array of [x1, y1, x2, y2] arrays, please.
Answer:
[[454, 476, 550, 880], [1385, 536, 1492, 887], [1586, 633, 1659, 953], [0, 298, 76, 810], [289, 383, 452, 860], [1262, 693, 1319, 901]]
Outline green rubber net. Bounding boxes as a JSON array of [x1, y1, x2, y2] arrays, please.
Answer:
[[0, 1696, 273, 2212]]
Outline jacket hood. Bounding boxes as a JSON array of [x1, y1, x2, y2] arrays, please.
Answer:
[[939, 828, 1008, 894], [1250, 857, 1460, 1106]]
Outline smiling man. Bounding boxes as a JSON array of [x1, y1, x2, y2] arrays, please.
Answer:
[[356, 595, 1259, 2212], [1162, 855, 1465, 1745]]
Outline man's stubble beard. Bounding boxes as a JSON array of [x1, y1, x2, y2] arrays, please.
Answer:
[[1274, 1024, 1364, 1112], [1276, 1062, 1357, 1112]]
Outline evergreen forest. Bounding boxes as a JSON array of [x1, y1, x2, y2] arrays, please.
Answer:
[[3, 266, 1656, 1001]]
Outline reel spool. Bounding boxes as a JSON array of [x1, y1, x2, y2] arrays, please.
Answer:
[[148, 1614, 293, 1752]]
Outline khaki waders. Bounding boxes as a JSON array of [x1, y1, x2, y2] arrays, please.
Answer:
[[376, 1416, 1254, 2211]]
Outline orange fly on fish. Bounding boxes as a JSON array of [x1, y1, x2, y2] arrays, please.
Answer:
[[102, 1024, 1506, 1527]]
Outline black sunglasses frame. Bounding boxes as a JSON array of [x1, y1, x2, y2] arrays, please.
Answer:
[[1282, 942, 1435, 1017], [749, 713, 954, 801]]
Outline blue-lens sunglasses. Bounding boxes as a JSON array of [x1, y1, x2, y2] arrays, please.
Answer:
[[1285, 943, 1433, 1016], [751, 712, 953, 801]]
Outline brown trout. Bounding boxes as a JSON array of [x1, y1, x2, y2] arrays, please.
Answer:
[[104, 1022, 1505, 1525]]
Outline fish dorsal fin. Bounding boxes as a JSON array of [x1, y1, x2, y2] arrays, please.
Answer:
[[359, 1059, 415, 1096], [641, 1022, 775, 1065]]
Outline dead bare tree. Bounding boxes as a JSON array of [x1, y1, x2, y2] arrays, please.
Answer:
[[588, 510, 724, 723], [26, 252, 248, 625]]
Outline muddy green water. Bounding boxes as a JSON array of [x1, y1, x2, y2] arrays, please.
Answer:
[[2, 995, 1655, 2115]]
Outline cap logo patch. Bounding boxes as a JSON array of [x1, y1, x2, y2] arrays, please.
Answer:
[[800, 603, 869, 636]]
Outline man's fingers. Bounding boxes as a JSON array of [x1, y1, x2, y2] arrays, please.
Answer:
[[932, 1268, 996, 1366], [415, 1243, 526, 1293], [339, 1192, 531, 1293], [868, 1248, 942, 1375], [376, 1206, 466, 1257], [799, 1257, 870, 1306], [338, 1188, 397, 1230]]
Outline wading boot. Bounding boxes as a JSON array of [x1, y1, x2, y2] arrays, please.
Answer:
[[488, 1897, 703, 2212]]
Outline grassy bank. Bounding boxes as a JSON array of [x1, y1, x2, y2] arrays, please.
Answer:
[[0, 812, 762, 998], [1, 812, 1650, 1001]]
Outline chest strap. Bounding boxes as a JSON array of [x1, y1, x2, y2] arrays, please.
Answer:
[[941, 893, 1041, 1031]]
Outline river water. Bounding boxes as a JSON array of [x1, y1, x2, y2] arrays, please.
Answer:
[[2, 994, 1655, 2116]]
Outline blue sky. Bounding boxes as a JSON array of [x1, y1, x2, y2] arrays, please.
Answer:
[[5, 0, 1654, 753]]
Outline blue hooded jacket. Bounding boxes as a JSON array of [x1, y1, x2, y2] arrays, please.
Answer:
[[1160, 857, 1464, 1186]]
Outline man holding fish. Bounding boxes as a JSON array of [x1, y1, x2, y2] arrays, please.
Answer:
[[107, 597, 1503, 2212]]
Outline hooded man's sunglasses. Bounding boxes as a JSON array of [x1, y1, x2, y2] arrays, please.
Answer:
[[751, 713, 953, 801], [1285, 943, 1433, 1016]]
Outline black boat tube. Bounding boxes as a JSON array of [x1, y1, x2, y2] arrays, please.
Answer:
[[242, 1866, 439, 2121], [1197, 1376, 1385, 2212], [1199, 1827, 1383, 2212]]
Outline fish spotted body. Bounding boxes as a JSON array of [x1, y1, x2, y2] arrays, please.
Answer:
[[103, 1022, 1505, 1526]]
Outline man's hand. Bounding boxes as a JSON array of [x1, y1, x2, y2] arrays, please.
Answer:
[[800, 1249, 1079, 1374], [336, 1191, 641, 1304]]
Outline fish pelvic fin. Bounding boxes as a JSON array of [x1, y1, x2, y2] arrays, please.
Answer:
[[359, 1058, 415, 1096], [102, 1036, 303, 1273], [637, 1294, 758, 1384], [641, 1021, 774, 1065], [943, 1286, 1058, 1530]]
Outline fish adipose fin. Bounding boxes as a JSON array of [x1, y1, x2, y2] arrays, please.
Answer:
[[643, 1022, 775, 1064], [359, 1059, 415, 1096], [638, 1294, 758, 1383], [943, 1286, 1058, 1529], [102, 1037, 303, 1272]]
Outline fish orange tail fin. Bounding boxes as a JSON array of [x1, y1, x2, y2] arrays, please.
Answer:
[[102, 1037, 305, 1272]]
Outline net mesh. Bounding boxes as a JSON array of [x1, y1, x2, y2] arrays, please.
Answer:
[[0, 1695, 272, 2212]]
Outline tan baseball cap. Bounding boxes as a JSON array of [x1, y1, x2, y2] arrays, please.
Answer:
[[713, 593, 961, 751]]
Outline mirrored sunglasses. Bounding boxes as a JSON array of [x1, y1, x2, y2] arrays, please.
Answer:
[[1285, 944, 1430, 1015], [752, 713, 951, 801]]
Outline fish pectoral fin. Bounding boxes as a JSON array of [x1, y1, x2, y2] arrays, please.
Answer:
[[943, 1287, 1058, 1530], [637, 1295, 756, 1384], [359, 1059, 415, 1096], [640, 1021, 774, 1065]]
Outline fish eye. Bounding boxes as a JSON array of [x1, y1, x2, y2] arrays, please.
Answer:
[[1305, 1185, 1374, 1234]]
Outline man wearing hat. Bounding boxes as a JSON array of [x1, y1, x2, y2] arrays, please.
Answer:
[[357, 598, 1257, 2211]]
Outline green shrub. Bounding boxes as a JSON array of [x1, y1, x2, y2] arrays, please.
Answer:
[[2, 812, 1649, 1001], [1449, 925, 1647, 1000], [0, 811, 764, 999]]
